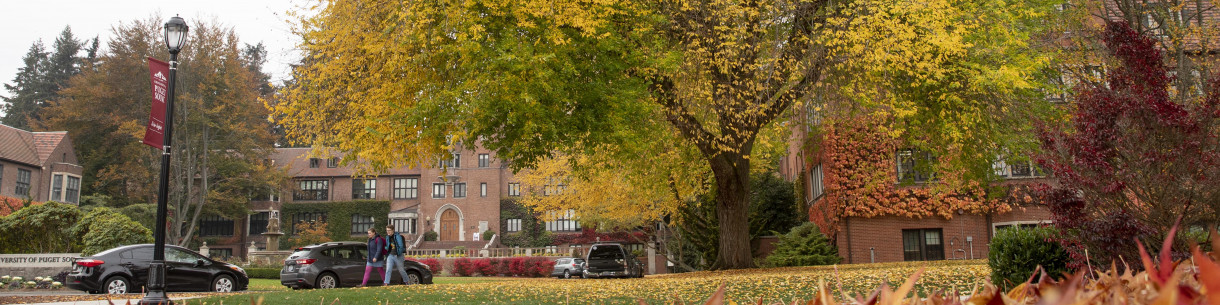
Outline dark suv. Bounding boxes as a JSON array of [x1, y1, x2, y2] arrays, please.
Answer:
[[280, 242, 433, 289], [583, 243, 644, 279]]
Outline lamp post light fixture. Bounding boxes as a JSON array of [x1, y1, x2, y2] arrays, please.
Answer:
[[140, 15, 187, 305]]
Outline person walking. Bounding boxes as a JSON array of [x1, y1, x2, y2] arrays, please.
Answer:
[[359, 227, 386, 286], [383, 224, 412, 285]]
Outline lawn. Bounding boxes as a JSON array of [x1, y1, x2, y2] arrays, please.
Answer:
[[190, 260, 989, 304]]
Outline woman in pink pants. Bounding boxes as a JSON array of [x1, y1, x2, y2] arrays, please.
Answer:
[[360, 227, 386, 286]]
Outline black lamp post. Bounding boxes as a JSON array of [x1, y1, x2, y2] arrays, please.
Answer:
[[140, 15, 187, 305]]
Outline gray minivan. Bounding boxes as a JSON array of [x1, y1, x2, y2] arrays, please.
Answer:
[[583, 243, 644, 279], [280, 242, 433, 289]]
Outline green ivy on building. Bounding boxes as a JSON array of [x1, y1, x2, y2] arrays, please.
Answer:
[[279, 200, 389, 250]]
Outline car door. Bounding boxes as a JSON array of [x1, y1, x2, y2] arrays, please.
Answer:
[[354, 245, 383, 283], [123, 247, 154, 287], [334, 246, 366, 287], [165, 248, 213, 291]]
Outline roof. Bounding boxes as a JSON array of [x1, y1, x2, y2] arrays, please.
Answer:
[[31, 132, 67, 163], [0, 124, 41, 166]]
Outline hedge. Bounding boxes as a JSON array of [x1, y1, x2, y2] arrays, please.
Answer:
[[280, 200, 390, 250], [246, 268, 281, 279]]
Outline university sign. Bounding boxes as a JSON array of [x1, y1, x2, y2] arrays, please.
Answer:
[[0, 253, 80, 268], [142, 57, 171, 149]]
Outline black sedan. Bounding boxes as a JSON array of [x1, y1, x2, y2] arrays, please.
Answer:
[[66, 244, 249, 294]]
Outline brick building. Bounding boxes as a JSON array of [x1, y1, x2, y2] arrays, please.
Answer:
[[0, 124, 83, 204], [199, 145, 569, 260]]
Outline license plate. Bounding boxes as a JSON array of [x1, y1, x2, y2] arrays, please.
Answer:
[[287, 266, 295, 272], [72, 265, 82, 272]]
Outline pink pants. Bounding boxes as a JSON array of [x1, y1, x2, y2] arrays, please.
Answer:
[[361, 264, 386, 286]]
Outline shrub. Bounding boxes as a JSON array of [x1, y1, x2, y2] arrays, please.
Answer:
[[507, 257, 528, 276], [245, 268, 281, 279], [0, 202, 80, 253], [762, 222, 840, 267], [989, 226, 1070, 290], [473, 259, 496, 276], [452, 258, 476, 276], [424, 231, 438, 241], [524, 257, 552, 277], [482, 230, 495, 241], [418, 258, 443, 274], [488, 258, 509, 276], [75, 208, 153, 256], [288, 221, 332, 249]]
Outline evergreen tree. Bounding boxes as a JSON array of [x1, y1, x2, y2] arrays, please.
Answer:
[[1, 41, 52, 129]]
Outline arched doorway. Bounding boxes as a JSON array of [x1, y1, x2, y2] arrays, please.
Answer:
[[440, 209, 459, 241]]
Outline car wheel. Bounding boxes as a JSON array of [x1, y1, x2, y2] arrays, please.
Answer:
[[317, 273, 338, 289], [563, 270, 571, 279], [406, 271, 421, 285], [212, 274, 234, 292], [103, 276, 130, 294]]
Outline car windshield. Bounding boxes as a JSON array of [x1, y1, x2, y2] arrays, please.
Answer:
[[588, 246, 623, 260], [288, 249, 312, 260]]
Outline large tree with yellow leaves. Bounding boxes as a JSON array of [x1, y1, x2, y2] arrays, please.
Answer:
[[276, 0, 1056, 269]]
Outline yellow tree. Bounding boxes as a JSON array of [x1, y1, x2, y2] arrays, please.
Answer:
[[277, 0, 1056, 269]]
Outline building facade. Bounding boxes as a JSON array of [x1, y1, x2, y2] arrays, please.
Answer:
[[0, 124, 83, 205]]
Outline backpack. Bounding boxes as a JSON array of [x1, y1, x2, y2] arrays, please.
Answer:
[[379, 236, 390, 257]]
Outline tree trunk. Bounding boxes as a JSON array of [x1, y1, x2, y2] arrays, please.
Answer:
[[710, 153, 752, 269]]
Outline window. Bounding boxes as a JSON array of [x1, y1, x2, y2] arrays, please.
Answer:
[[994, 157, 1044, 178], [294, 180, 329, 201], [248, 212, 270, 235], [809, 165, 824, 200], [393, 178, 418, 199], [352, 179, 376, 199], [199, 215, 234, 237], [896, 149, 935, 183], [47, 173, 81, 204], [545, 210, 581, 232], [902, 229, 944, 261], [432, 183, 446, 198], [51, 174, 63, 202], [506, 219, 522, 232], [480, 183, 487, 197], [508, 183, 520, 196], [351, 214, 375, 234], [454, 183, 467, 198], [65, 176, 80, 204], [209, 248, 233, 261], [15, 169, 31, 197], [326, 157, 338, 168], [440, 153, 461, 168], [478, 154, 489, 168], [309, 158, 320, 168], [391, 218, 417, 234], [993, 221, 1052, 236], [290, 212, 328, 235]]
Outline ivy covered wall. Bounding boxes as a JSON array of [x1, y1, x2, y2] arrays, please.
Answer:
[[279, 200, 390, 249]]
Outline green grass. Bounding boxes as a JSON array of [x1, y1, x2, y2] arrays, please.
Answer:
[[191, 261, 990, 305], [247, 278, 287, 291], [244, 276, 517, 292]]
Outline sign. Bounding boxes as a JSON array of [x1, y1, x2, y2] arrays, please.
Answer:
[[0, 253, 81, 268], [142, 57, 170, 149]]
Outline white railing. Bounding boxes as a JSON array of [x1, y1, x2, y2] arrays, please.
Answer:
[[405, 245, 586, 259]]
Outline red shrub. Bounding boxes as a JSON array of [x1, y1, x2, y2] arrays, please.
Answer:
[[417, 258, 443, 274], [473, 259, 496, 276], [525, 257, 553, 277], [452, 258, 476, 276], [507, 257, 528, 276], [489, 258, 509, 276]]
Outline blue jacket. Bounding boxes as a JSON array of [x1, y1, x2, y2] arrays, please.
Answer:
[[385, 232, 406, 256], [367, 235, 385, 263]]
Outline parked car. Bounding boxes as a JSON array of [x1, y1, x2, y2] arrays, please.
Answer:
[[550, 258, 586, 279], [583, 243, 644, 279], [280, 242, 434, 289], [65, 244, 249, 294]]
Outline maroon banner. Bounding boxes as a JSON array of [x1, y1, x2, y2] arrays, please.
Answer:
[[142, 57, 170, 149]]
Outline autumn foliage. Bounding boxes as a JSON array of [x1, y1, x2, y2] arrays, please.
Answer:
[[1038, 21, 1220, 269], [810, 116, 1030, 237]]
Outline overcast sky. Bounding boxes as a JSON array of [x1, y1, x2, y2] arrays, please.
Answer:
[[1, 0, 309, 100]]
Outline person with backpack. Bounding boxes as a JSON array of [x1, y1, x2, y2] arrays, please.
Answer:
[[383, 224, 412, 285], [360, 227, 386, 286]]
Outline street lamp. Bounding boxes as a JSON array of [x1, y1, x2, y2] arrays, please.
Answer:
[[140, 15, 187, 305]]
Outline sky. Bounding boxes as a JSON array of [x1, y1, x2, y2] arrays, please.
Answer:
[[0, 0, 310, 97]]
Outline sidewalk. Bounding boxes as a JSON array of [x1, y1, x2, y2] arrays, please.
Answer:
[[14, 297, 201, 305]]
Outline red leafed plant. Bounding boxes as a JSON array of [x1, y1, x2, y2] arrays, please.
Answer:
[[452, 257, 476, 276], [1037, 20, 1220, 270]]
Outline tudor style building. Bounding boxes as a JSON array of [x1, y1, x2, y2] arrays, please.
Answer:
[[0, 124, 83, 205]]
